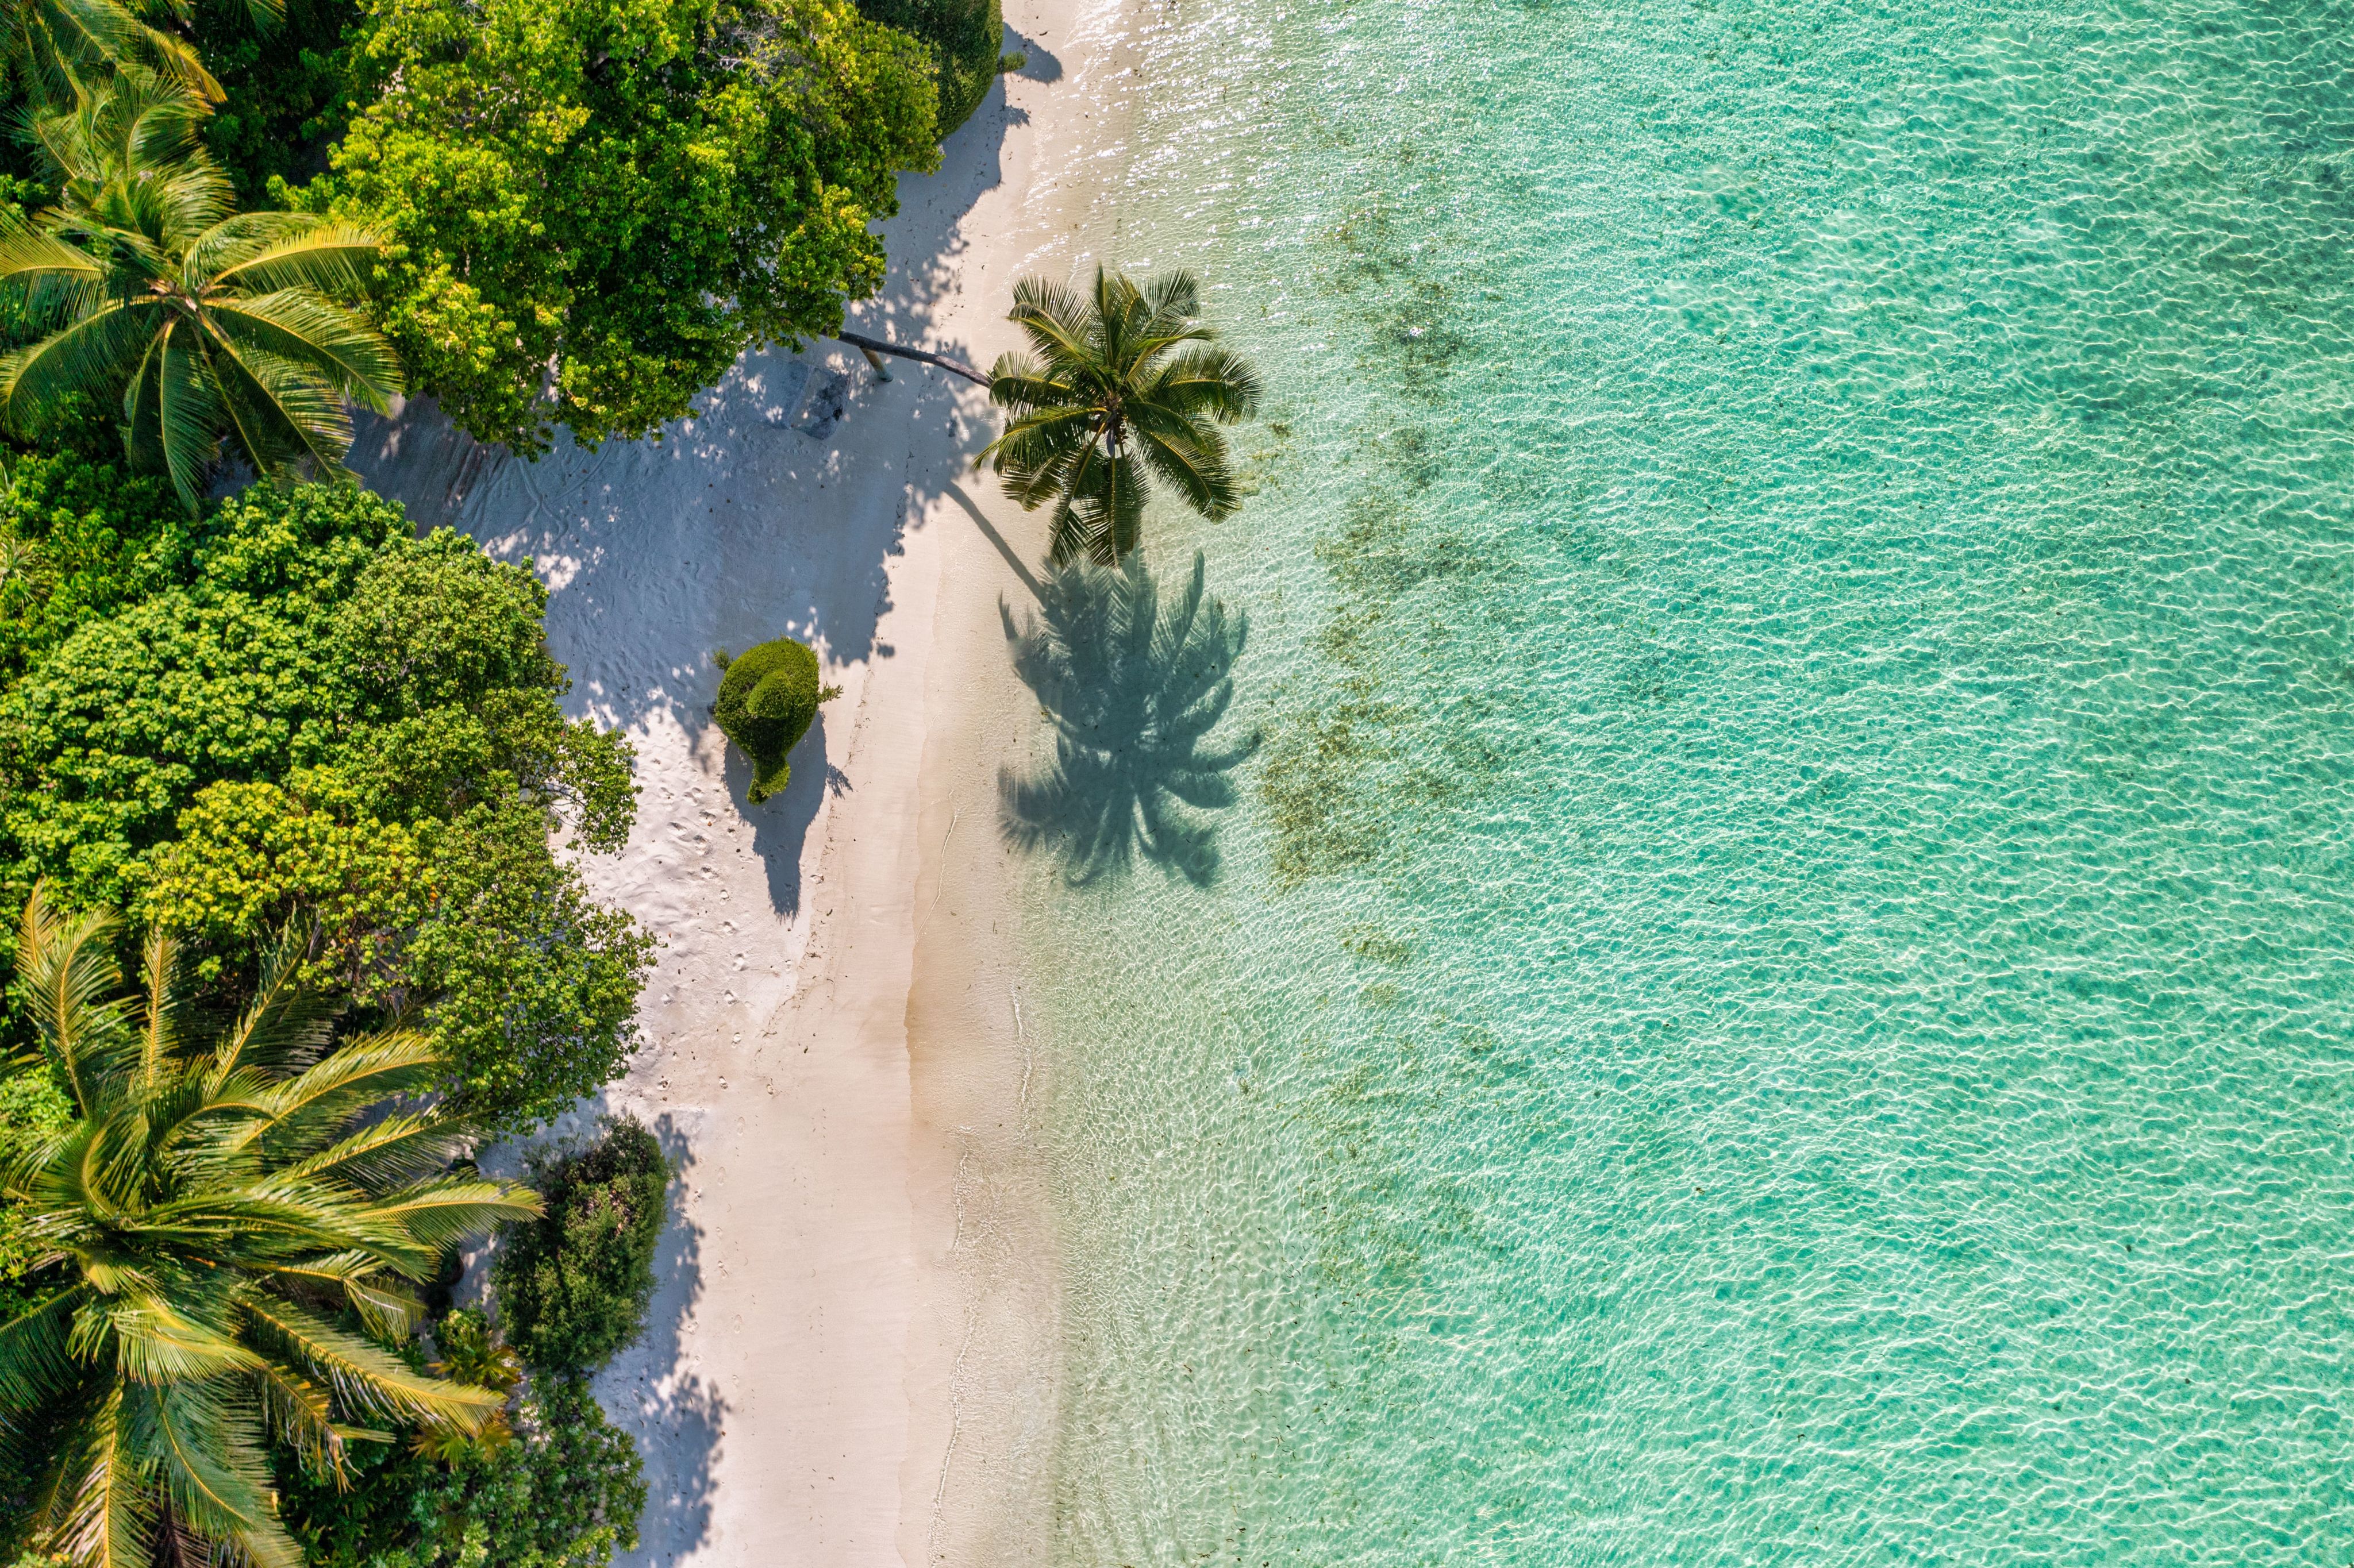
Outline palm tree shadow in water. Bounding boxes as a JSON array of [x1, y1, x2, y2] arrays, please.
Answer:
[[999, 551, 1257, 885]]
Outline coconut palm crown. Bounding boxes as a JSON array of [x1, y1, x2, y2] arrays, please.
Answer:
[[0, 885, 541, 1568], [0, 75, 399, 511], [980, 266, 1263, 565]]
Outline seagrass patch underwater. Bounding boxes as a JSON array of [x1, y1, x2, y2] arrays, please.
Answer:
[[1010, 0, 2354, 1562]]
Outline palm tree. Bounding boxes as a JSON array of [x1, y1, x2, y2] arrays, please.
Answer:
[[0, 76, 399, 511], [998, 550, 1257, 884], [0, 885, 541, 1568], [2, 0, 228, 109], [980, 266, 1263, 565]]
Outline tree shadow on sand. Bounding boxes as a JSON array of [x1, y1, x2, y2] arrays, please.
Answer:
[[999, 552, 1257, 886]]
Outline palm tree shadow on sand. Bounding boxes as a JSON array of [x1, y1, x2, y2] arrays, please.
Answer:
[[999, 551, 1257, 885]]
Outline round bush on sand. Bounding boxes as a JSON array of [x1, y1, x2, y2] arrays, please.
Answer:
[[713, 637, 824, 802]]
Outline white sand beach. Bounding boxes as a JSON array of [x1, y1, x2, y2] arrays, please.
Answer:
[[347, 5, 1153, 1562]]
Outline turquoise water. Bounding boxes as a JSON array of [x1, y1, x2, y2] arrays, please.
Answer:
[[1013, 1, 2354, 1561]]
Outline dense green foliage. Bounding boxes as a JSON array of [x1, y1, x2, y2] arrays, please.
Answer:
[[192, 0, 363, 202], [0, 1066, 67, 1309], [0, 442, 194, 684], [0, 892, 540, 1568], [299, 0, 940, 453], [854, 0, 1001, 134], [281, 1373, 645, 1568], [491, 1118, 670, 1373], [0, 75, 401, 509], [713, 636, 830, 803], [983, 268, 1264, 564], [0, 480, 651, 1132]]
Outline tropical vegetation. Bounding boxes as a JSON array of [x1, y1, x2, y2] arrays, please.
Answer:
[[490, 1119, 670, 1375], [982, 267, 1264, 565], [279, 1371, 644, 1568], [713, 636, 836, 804], [854, 0, 1004, 134], [285, 1119, 668, 1567], [291, 0, 942, 453], [1, 0, 223, 109], [0, 887, 540, 1568], [0, 74, 399, 510], [0, 479, 650, 1134]]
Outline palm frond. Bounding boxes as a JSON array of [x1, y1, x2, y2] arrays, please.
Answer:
[[235, 1030, 442, 1159], [0, 1286, 89, 1414], [0, 215, 104, 285], [47, 1383, 156, 1568], [1006, 276, 1103, 376], [1049, 446, 1150, 567], [248, 1360, 344, 1478], [147, 321, 222, 511], [0, 302, 153, 440], [202, 222, 384, 299], [1127, 406, 1238, 520], [361, 1174, 542, 1255], [238, 1296, 503, 1432], [206, 922, 337, 1087], [133, 929, 188, 1093], [139, 1384, 301, 1568], [1136, 342, 1263, 422], [275, 1111, 471, 1192], [15, 885, 132, 1114], [201, 326, 358, 480], [103, 1296, 265, 1385]]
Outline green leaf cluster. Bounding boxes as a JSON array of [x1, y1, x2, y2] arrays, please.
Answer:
[[491, 1118, 670, 1374], [190, 0, 365, 203], [712, 635, 831, 803], [852, 0, 1002, 135], [0, 444, 197, 684], [278, 1373, 645, 1568], [0, 479, 650, 1134], [299, 0, 941, 453]]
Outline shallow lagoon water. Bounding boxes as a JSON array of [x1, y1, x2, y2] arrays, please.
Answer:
[[1011, 1, 2354, 1561]]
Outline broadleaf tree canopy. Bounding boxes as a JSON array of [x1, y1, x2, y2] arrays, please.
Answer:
[[298, 0, 941, 452]]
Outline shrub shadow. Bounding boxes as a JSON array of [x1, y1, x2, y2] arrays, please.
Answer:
[[998, 551, 1257, 885], [595, 1111, 722, 1566], [718, 703, 845, 915], [1004, 28, 1063, 82]]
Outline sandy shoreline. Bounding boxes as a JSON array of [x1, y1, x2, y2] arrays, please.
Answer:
[[349, 6, 1152, 1563]]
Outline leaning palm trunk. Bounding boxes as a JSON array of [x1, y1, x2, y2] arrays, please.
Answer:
[[980, 266, 1263, 565], [0, 76, 398, 511], [0, 885, 540, 1568]]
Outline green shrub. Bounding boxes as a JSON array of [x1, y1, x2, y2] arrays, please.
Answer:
[[0, 447, 199, 684], [303, 0, 939, 453], [855, 0, 1005, 135], [713, 636, 836, 803], [494, 1118, 671, 1373], [280, 1374, 644, 1568], [0, 481, 649, 1135]]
